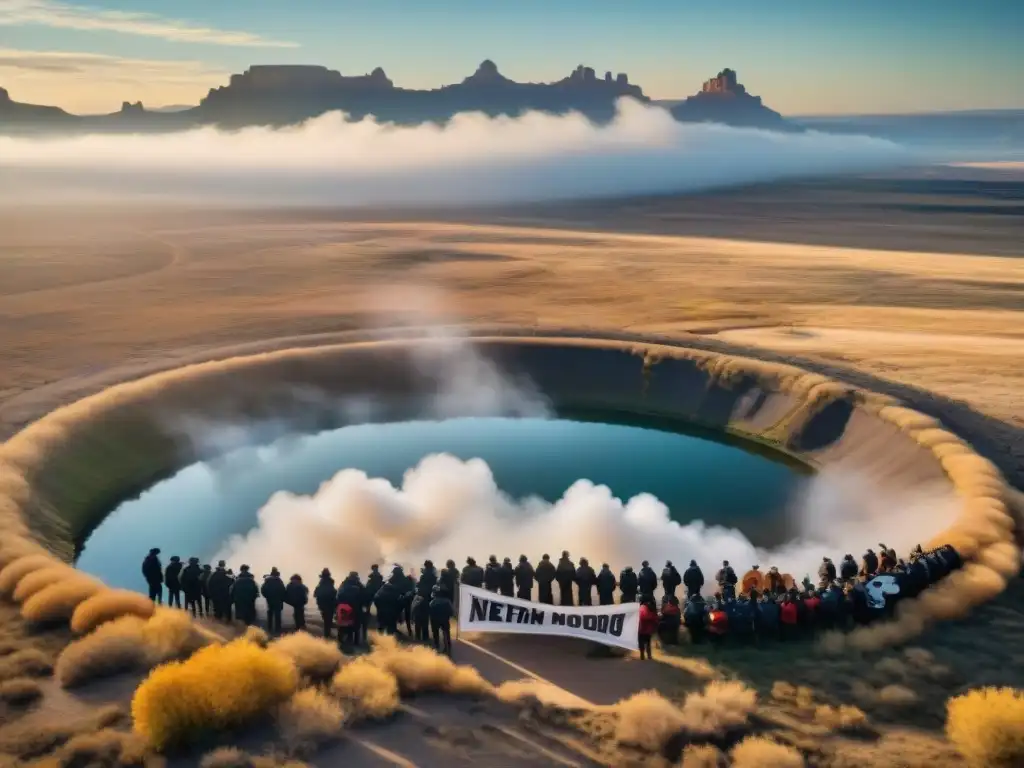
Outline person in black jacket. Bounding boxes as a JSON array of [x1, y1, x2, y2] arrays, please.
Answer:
[[555, 551, 576, 606], [484, 556, 501, 593], [439, 559, 459, 598], [514, 555, 534, 600], [683, 560, 704, 598], [285, 574, 308, 631], [142, 548, 163, 604], [410, 592, 430, 643], [199, 564, 213, 616], [682, 594, 707, 643], [637, 560, 658, 598], [619, 566, 638, 603], [860, 548, 879, 579], [231, 565, 259, 626], [417, 560, 438, 597], [498, 558, 515, 598], [336, 572, 365, 645], [461, 557, 484, 588], [839, 554, 858, 584], [364, 564, 383, 629], [596, 564, 617, 605], [429, 585, 454, 655], [818, 557, 837, 589], [576, 558, 597, 606], [180, 557, 202, 617], [374, 579, 401, 635], [535, 554, 556, 604], [164, 556, 182, 608], [261, 567, 287, 635], [207, 561, 231, 621], [314, 569, 337, 638], [661, 560, 681, 598]]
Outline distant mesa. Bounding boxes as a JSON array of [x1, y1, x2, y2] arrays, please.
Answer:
[[671, 68, 790, 129], [0, 62, 793, 134]]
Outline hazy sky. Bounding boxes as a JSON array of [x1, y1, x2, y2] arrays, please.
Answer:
[[1, 0, 1021, 115]]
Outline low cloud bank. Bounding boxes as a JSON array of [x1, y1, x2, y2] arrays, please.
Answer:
[[0, 99, 911, 206], [213, 452, 959, 586]]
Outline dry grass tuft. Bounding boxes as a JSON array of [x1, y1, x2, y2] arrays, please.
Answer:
[[613, 690, 685, 752], [677, 680, 758, 736], [45, 728, 155, 768], [21, 575, 103, 624], [679, 744, 727, 767], [329, 657, 400, 721], [878, 684, 920, 707], [71, 590, 155, 635], [199, 747, 310, 768], [268, 633, 342, 682], [0, 648, 53, 681], [243, 626, 269, 648], [56, 608, 216, 689], [131, 638, 298, 749], [277, 688, 346, 751], [771, 681, 797, 702], [813, 704, 869, 733], [0, 677, 43, 707], [947, 687, 1024, 768], [0, 555, 54, 598], [730, 736, 805, 767], [0, 704, 126, 761], [12, 565, 75, 603], [366, 634, 494, 697]]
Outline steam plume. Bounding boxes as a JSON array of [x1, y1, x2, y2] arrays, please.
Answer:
[[0, 99, 909, 206]]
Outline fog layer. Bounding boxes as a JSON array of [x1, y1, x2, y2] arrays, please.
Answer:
[[0, 99, 911, 206]]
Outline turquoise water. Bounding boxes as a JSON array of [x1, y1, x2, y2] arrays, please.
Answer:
[[76, 414, 809, 591]]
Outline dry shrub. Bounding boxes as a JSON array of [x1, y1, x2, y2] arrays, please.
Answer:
[[329, 658, 400, 721], [813, 704, 869, 733], [131, 638, 298, 749], [12, 566, 75, 603], [0, 555, 54, 597], [71, 590, 155, 635], [0, 677, 42, 707], [45, 728, 153, 768], [57, 608, 216, 689], [677, 681, 757, 736], [268, 634, 342, 682], [0, 648, 53, 681], [792, 686, 814, 710], [878, 684, 919, 707], [22, 576, 102, 624], [679, 744, 726, 767], [243, 626, 269, 648], [730, 736, 805, 768], [903, 647, 935, 669], [277, 688, 346, 749], [367, 635, 493, 697], [0, 704, 125, 761], [613, 690, 685, 752], [199, 747, 309, 768], [947, 687, 1024, 768], [771, 681, 796, 702], [874, 656, 909, 680]]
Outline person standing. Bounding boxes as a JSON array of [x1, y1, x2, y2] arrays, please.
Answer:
[[596, 564, 617, 606], [514, 555, 535, 600], [199, 564, 213, 616], [555, 551, 576, 606], [261, 567, 286, 635], [207, 561, 230, 621], [637, 598, 657, 660], [576, 558, 597, 606], [535, 555, 556, 604], [498, 558, 515, 598], [440, 560, 459, 598], [461, 558, 484, 588], [637, 560, 658, 599], [429, 585, 454, 656], [684, 560, 705, 598], [231, 565, 259, 626], [285, 574, 308, 631], [314, 569, 337, 638], [164, 556, 182, 608], [142, 548, 163, 604], [180, 557, 203, 617], [619, 565, 638, 603], [364, 565, 383, 632], [661, 560, 681, 599], [484, 556, 501, 593]]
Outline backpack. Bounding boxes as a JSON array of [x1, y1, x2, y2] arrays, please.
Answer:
[[335, 603, 356, 628]]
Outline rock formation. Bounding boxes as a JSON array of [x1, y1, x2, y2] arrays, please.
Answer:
[[672, 68, 791, 130]]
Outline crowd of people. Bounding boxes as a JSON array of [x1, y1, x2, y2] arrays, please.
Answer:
[[140, 541, 962, 657]]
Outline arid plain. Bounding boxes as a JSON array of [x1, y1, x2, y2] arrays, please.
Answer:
[[1, 170, 1024, 766]]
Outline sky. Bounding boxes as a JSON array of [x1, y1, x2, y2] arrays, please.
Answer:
[[1, 0, 1021, 115]]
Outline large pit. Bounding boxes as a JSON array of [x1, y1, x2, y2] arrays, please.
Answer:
[[0, 333, 1017, 649]]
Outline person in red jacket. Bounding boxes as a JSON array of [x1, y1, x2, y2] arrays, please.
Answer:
[[779, 593, 799, 640], [638, 599, 658, 660]]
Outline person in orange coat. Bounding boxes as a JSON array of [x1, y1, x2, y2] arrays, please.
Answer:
[[638, 598, 658, 660]]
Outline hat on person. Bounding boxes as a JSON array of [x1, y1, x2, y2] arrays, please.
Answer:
[[320, 568, 332, 578], [188, 557, 199, 564], [270, 567, 280, 576], [150, 548, 161, 555], [170, 555, 180, 562]]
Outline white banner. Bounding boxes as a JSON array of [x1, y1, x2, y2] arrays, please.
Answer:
[[457, 584, 640, 651]]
